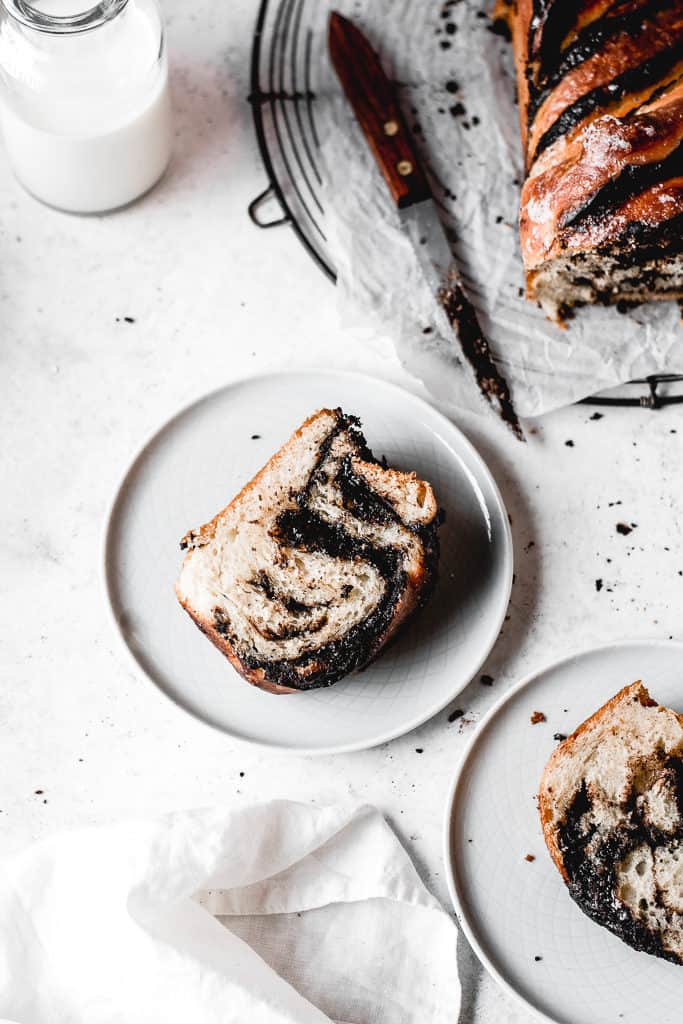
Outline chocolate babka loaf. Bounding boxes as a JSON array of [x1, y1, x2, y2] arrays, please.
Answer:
[[498, 0, 683, 318], [175, 409, 440, 693], [540, 682, 683, 964]]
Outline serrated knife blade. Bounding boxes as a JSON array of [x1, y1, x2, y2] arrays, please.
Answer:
[[328, 10, 524, 440]]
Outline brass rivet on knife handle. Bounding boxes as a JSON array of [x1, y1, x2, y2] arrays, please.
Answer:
[[328, 11, 432, 209]]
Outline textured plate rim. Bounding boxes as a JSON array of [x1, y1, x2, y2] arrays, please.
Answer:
[[101, 369, 514, 755], [441, 637, 683, 1024]]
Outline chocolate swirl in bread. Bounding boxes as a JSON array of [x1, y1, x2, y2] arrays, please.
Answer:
[[498, 0, 683, 318], [540, 682, 683, 964], [175, 409, 440, 693]]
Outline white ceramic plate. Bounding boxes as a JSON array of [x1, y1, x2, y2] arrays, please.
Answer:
[[103, 370, 512, 754], [444, 640, 683, 1024]]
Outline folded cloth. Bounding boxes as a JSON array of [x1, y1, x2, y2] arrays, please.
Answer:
[[0, 801, 460, 1023]]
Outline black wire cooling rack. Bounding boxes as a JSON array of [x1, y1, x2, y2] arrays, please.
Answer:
[[248, 0, 335, 281], [247, 0, 683, 408]]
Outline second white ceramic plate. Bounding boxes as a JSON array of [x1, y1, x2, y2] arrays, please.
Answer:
[[104, 371, 512, 753], [444, 640, 683, 1024]]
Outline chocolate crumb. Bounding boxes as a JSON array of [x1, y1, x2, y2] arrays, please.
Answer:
[[553, 733, 568, 741], [590, 412, 603, 421], [530, 711, 546, 724], [480, 674, 494, 686], [525, 854, 535, 862], [565, 439, 574, 447], [448, 708, 464, 723], [488, 18, 511, 40], [449, 101, 466, 117], [251, 434, 261, 440], [415, 747, 424, 754], [534, 955, 543, 962], [595, 578, 603, 592], [440, 39, 452, 49], [123, 316, 135, 323], [446, 79, 459, 93], [616, 522, 634, 535]]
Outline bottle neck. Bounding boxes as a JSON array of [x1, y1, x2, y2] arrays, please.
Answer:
[[1, 0, 129, 35]]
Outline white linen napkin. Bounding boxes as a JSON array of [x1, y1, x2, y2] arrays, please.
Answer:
[[0, 801, 460, 1024]]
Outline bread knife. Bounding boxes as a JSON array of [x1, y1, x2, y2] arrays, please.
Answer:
[[328, 11, 524, 441]]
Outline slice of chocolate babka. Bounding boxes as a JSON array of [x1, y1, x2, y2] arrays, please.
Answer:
[[540, 682, 683, 964], [175, 408, 440, 693], [498, 0, 683, 318]]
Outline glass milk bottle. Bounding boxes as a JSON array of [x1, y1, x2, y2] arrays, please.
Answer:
[[0, 0, 173, 213]]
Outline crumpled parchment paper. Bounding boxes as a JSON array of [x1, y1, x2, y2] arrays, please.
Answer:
[[312, 0, 682, 417]]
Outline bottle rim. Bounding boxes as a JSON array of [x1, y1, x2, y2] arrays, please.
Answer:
[[1, 0, 129, 34]]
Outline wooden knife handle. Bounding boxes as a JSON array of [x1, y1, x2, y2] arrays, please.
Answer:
[[329, 12, 432, 209]]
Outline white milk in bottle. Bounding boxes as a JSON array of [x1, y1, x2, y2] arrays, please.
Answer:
[[0, 0, 172, 213]]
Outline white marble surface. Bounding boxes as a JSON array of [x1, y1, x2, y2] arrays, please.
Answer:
[[2, 2, 683, 1022]]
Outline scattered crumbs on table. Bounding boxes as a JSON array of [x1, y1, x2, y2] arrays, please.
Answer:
[[239, 771, 245, 778], [524, 853, 535, 862], [448, 708, 464, 723], [589, 411, 603, 421], [440, 39, 452, 49], [34, 789, 44, 795], [250, 434, 261, 440], [553, 733, 567, 742], [595, 578, 603, 592], [534, 955, 543, 962], [608, 500, 622, 506], [422, 326, 433, 334], [415, 748, 424, 754], [565, 439, 574, 447], [480, 674, 494, 686], [445, 79, 459, 93], [449, 101, 466, 117], [616, 522, 634, 535], [530, 711, 546, 724]]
